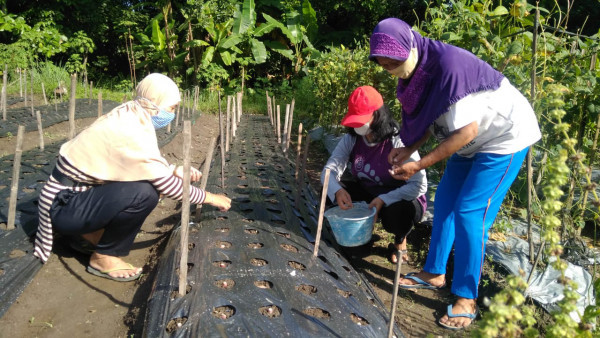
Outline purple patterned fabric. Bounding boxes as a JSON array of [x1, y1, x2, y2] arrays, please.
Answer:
[[370, 18, 505, 146]]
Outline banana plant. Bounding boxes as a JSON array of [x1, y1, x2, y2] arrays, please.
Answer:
[[260, 0, 320, 74]]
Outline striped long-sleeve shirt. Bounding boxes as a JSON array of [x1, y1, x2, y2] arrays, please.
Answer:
[[34, 156, 206, 263]]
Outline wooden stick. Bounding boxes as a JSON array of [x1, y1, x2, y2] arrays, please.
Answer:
[[237, 91, 242, 123], [272, 96, 276, 130], [88, 81, 93, 105], [231, 95, 237, 138], [30, 70, 34, 116], [19, 67, 22, 97], [297, 133, 311, 200], [54, 92, 57, 112], [41, 82, 48, 105], [2, 64, 6, 120], [195, 137, 217, 223], [6, 125, 25, 230], [178, 120, 192, 297], [175, 98, 181, 127], [98, 90, 103, 118], [219, 93, 225, 188], [68, 73, 77, 139], [225, 95, 230, 152], [23, 69, 27, 105], [313, 169, 330, 256], [36, 110, 44, 151], [283, 104, 290, 148], [276, 105, 281, 143], [294, 123, 303, 210], [286, 98, 295, 151], [387, 249, 403, 338]]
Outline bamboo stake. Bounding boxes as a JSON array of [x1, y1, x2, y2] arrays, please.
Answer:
[[195, 137, 217, 223], [294, 123, 303, 210], [527, 7, 539, 263], [68, 73, 77, 139], [178, 120, 192, 297], [98, 91, 103, 118], [313, 169, 330, 256], [283, 104, 290, 148], [23, 69, 27, 105], [266, 91, 272, 125], [286, 99, 295, 151], [298, 134, 311, 188], [225, 95, 231, 152], [54, 92, 57, 112], [219, 93, 225, 188], [36, 110, 44, 151], [6, 125, 25, 230], [276, 105, 281, 143], [2, 64, 7, 120], [19, 67, 22, 97], [231, 95, 237, 138], [41, 82, 48, 105], [89, 81, 93, 104], [272, 96, 276, 131], [387, 249, 403, 338], [30, 70, 34, 116], [237, 91, 242, 123]]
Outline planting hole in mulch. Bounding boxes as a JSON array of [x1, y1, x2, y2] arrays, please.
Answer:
[[276, 231, 290, 238], [237, 175, 247, 180], [288, 261, 306, 270], [242, 219, 254, 223], [0, 268, 4, 276], [350, 313, 370, 326], [325, 270, 339, 280], [250, 258, 268, 266], [165, 317, 188, 333], [216, 216, 228, 220], [237, 184, 248, 188], [169, 284, 192, 299], [214, 279, 235, 290], [258, 305, 281, 318], [188, 243, 195, 251], [212, 305, 235, 320], [295, 284, 317, 295], [254, 280, 273, 289], [266, 199, 279, 205], [216, 241, 232, 249], [267, 207, 282, 214], [342, 265, 351, 272], [337, 289, 352, 298], [280, 243, 299, 253], [215, 227, 230, 233], [213, 260, 231, 268], [241, 208, 253, 214], [247, 242, 264, 249], [318, 255, 328, 263], [174, 263, 194, 274], [303, 307, 331, 319], [245, 228, 259, 234]]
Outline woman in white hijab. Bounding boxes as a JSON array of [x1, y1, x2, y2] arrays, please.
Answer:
[[34, 73, 231, 282]]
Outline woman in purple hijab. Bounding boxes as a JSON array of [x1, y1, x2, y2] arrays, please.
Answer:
[[370, 18, 541, 330]]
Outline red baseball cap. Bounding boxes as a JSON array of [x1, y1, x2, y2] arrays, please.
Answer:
[[341, 86, 384, 128]]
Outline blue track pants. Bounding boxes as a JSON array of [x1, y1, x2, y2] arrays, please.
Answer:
[[423, 147, 528, 299]]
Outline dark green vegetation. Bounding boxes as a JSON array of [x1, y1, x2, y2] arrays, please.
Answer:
[[1, 0, 599, 335]]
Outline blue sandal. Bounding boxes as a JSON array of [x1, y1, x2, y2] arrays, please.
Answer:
[[438, 304, 479, 330], [398, 272, 445, 290]]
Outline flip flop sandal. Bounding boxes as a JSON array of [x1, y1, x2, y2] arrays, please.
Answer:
[[438, 304, 479, 330], [86, 264, 142, 282], [398, 272, 445, 290]]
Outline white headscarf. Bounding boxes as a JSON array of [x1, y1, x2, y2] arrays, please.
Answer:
[[59, 73, 181, 181]]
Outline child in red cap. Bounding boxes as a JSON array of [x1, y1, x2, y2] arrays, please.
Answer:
[[321, 85, 428, 263]]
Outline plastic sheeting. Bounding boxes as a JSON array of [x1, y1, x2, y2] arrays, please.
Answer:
[[487, 220, 596, 323], [144, 115, 403, 337]]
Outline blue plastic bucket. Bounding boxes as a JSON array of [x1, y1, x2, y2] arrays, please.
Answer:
[[324, 203, 376, 247]]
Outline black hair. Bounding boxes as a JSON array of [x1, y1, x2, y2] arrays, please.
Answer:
[[347, 104, 400, 143]]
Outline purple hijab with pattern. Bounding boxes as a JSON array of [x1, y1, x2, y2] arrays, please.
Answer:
[[370, 18, 505, 146]]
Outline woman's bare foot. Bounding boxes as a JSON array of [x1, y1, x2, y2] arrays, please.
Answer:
[[439, 297, 477, 329], [88, 252, 142, 279], [398, 271, 445, 288]]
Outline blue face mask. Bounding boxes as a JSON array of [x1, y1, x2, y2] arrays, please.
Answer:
[[151, 109, 175, 129]]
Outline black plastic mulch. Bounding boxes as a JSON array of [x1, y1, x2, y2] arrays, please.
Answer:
[[0, 101, 185, 318], [144, 114, 403, 337]]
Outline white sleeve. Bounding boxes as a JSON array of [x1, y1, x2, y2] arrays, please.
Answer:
[[320, 134, 356, 202], [377, 135, 427, 205]]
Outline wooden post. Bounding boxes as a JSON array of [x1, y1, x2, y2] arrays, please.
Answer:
[[89, 81, 93, 105], [2, 64, 7, 120], [294, 123, 303, 210], [298, 134, 311, 193], [98, 91, 103, 118], [23, 69, 27, 106], [192, 86, 198, 117], [313, 169, 330, 256], [54, 92, 57, 112], [178, 120, 192, 297], [30, 70, 34, 116], [6, 125, 25, 230], [237, 91, 242, 123], [225, 95, 231, 152], [68, 73, 77, 139], [41, 82, 48, 105], [36, 111, 44, 151], [266, 91, 272, 125], [528, 7, 540, 263], [195, 137, 217, 222], [276, 105, 281, 143], [286, 99, 295, 151], [272, 96, 276, 131], [174, 98, 181, 127], [19, 67, 22, 97], [231, 95, 237, 138], [219, 93, 225, 188], [387, 250, 403, 338], [283, 104, 290, 148]]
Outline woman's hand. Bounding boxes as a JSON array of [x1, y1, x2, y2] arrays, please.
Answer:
[[174, 166, 202, 182], [388, 147, 413, 166], [389, 161, 422, 181], [204, 192, 231, 211], [335, 189, 353, 210], [368, 197, 385, 222]]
